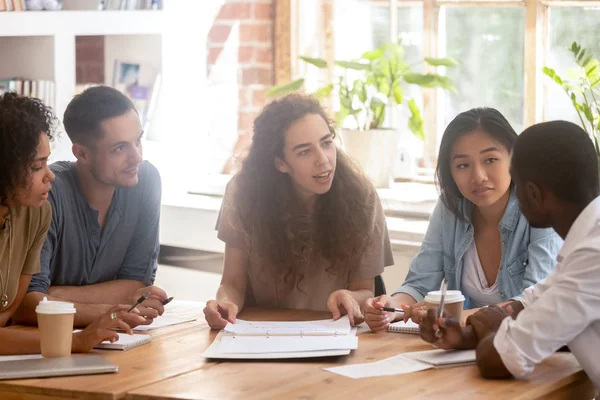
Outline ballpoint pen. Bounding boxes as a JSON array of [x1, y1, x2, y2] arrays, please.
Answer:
[[127, 292, 150, 312], [435, 279, 448, 337]]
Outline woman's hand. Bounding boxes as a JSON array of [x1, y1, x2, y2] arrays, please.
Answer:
[[327, 290, 363, 325], [203, 300, 239, 330], [71, 305, 146, 353], [400, 301, 428, 324], [363, 295, 396, 332]]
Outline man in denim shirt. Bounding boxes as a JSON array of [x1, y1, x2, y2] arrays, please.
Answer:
[[15, 86, 168, 328]]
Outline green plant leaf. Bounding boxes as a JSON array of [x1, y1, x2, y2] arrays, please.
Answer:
[[299, 56, 328, 68], [424, 57, 459, 67], [542, 66, 564, 86], [393, 82, 403, 105], [583, 55, 593, 68], [266, 78, 305, 98], [361, 48, 385, 61], [335, 60, 370, 70], [578, 49, 587, 63], [407, 99, 424, 140], [312, 84, 334, 101], [404, 73, 436, 86]]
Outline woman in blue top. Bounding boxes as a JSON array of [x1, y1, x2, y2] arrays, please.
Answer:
[[363, 107, 563, 331]]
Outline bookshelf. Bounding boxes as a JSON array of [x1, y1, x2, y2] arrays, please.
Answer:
[[0, 7, 167, 160]]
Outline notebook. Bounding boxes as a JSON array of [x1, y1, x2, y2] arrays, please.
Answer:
[[0, 355, 118, 380], [404, 349, 476, 367], [74, 331, 152, 350], [95, 333, 152, 350], [387, 320, 419, 334]]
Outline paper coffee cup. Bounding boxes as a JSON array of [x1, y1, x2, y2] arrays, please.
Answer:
[[424, 290, 465, 321], [36, 297, 76, 358]]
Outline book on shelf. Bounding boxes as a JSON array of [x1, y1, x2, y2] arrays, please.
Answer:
[[100, 0, 160, 10], [0, 78, 55, 109]]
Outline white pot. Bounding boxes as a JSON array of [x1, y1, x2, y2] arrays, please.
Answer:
[[340, 128, 398, 188]]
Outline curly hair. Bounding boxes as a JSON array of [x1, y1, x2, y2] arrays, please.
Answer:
[[233, 94, 376, 289], [0, 92, 57, 207]]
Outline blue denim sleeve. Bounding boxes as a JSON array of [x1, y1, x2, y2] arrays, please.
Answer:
[[523, 227, 562, 289], [393, 199, 446, 302], [117, 163, 162, 284]]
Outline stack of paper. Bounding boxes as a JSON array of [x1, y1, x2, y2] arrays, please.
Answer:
[[325, 349, 476, 379], [203, 316, 358, 359]]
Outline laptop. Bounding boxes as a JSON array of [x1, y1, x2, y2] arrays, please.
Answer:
[[0, 355, 118, 380]]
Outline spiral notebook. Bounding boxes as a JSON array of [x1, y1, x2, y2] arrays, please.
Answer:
[[74, 331, 152, 350], [387, 320, 420, 334]]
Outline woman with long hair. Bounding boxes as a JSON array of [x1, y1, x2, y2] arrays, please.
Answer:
[[204, 94, 394, 329], [0, 92, 145, 353], [363, 107, 563, 331]]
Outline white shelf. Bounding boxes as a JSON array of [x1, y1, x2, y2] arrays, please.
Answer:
[[0, 10, 164, 36]]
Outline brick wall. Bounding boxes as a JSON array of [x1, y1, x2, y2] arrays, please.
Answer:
[[207, 0, 274, 138], [75, 36, 104, 84]]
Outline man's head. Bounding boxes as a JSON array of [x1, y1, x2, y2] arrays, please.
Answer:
[[510, 120, 600, 229], [63, 86, 143, 188]]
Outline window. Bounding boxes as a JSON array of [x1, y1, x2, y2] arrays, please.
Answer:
[[440, 7, 525, 133], [304, 0, 600, 162], [545, 6, 600, 123]]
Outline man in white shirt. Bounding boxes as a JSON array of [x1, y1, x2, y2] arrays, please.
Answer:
[[418, 120, 600, 390]]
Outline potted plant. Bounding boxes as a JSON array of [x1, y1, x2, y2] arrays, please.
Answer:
[[267, 40, 457, 188], [543, 42, 600, 169]]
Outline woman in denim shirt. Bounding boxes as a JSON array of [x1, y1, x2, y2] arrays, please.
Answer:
[[364, 108, 563, 331]]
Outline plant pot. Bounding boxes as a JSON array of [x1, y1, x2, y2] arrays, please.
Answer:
[[340, 128, 399, 188]]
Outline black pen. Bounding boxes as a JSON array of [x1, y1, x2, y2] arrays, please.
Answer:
[[380, 307, 404, 314], [127, 292, 150, 312], [162, 296, 174, 306]]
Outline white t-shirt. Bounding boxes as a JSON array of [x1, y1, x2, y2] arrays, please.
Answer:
[[494, 196, 600, 390], [461, 241, 504, 308]]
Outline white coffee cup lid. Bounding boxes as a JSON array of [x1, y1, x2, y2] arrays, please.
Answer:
[[424, 290, 465, 304], [35, 297, 76, 314]]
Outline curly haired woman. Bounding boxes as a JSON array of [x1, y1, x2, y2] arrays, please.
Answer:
[[204, 94, 394, 329]]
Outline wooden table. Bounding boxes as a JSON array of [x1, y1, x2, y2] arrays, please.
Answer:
[[0, 307, 596, 399], [127, 308, 597, 400], [0, 301, 214, 400]]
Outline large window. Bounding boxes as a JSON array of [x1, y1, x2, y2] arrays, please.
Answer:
[[323, 0, 600, 161]]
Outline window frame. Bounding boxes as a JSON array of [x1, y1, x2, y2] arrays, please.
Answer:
[[275, 0, 596, 164]]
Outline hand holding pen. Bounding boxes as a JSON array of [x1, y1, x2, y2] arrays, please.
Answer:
[[127, 286, 170, 319]]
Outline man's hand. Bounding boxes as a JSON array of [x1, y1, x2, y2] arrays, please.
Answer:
[[129, 286, 168, 320], [419, 308, 477, 349], [203, 300, 239, 330], [327, 290, 363, 326], [467, 305, 510, 342]]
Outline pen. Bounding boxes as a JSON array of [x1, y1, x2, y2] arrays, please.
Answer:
[[162, 296, 174, 306], [380, 307, 404, 314], [127, 292, 150, 312], [435, 279, 448, 337]]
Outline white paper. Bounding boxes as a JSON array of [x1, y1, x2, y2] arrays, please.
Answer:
[[325, 354, 432, 379], [403, 349, 476, 366], [0, 354, 43, 362], [134, 315, 196, 331], [224, 316, 351, 336], [219, 333, 358, 354]]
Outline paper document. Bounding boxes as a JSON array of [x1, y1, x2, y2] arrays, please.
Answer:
[[134, 315, 196, 331], [404, 349, 476, 366], [219, 332, 358, 354], [325, 354, 432, 379], [204, 327, 358, 359], [325, 349, 476, 379], [224, 316, 351, 336]]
